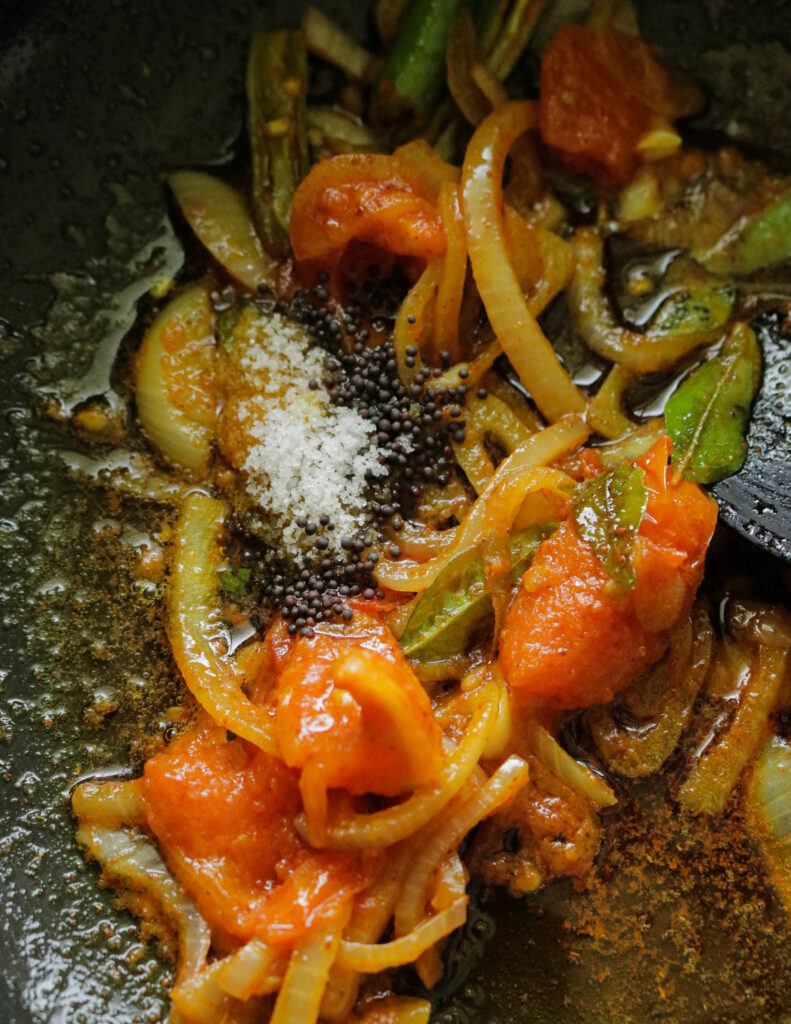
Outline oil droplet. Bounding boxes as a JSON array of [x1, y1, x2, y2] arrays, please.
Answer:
[[16, 770, 40, 796]]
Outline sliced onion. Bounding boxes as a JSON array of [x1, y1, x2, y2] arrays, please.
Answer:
[[386, 521, 459, 562], [392, 139, 460, 200], [169, 171, 276, 292], [452, 433, 495, 494], [482, 373, 543, 432], [270, 913, 347, 1024], [747, 734, 791, 839], [462, 101, 586, 422], [215, 938, 286, 1000], [587, 365, 636, 441], [307, 107, 379, 154], [374, 459, 573, 593], [71, 778, 144, 827], [483, 664, 513, 760], [170, 965, 232, 1024], [135, 282, 216, 472], [336, 896, 468, 972], [453, 393, 535, 494], [381, 414, 582, 593], [528, 227, 575, 316], [589, 607, 713, 778], [434, 182, 467, 363], [168, 493, 279, 754], [320, 843, 414, 1020], [394, 755, 529, 936], [429, 851, 468, 913], [679, 606, 791, 815], [528, 720, 616, 809], [428, 336, 501, 393], [567, 228, 721, 372], [745, 734, 791, 914], [471, 61, 509, 108], [393, 259, 441, 384], [76, 824, 210, 983], [301, 7, 373, 80]]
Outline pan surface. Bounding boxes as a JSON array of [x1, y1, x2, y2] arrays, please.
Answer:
[[3, 3, 791, 1023]]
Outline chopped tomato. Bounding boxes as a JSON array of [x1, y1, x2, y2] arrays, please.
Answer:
[[539, 25, 683, 183], [636, 435, 717, 594], [244, 851, 373, 943], [276, 614, 443, 802], [290, 153, 445, 264], [140, 724, 367, 943], [500, 438, 717, 709]]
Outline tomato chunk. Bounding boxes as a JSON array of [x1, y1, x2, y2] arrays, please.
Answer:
[[290, 153, 445, 264], [500, 439, 717, 709], [276, 615, 443, 801], [539, 24, 683, 183], [140, 725, 367, 942]]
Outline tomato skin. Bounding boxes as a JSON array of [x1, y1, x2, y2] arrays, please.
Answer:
[[500, 439, 717, 709], [539, 25, 678, 183], [290, 153, 445, 264]]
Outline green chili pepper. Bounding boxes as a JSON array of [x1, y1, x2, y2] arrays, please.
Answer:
[[247, 31, 309, 257], [375, 0, 467, 123]]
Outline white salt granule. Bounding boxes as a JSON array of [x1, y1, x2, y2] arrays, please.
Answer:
[[238, 314, 326, 385], [232, 312, 384, 559]]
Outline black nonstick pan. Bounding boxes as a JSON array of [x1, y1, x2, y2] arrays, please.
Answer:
[[3, 3, 791, 1023]]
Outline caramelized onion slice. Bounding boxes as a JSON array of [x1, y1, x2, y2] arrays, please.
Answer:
[[527, 720, 616, 809], [679, 603, 791, 815], [169, 170, 276, 292], [461, 101, 586, 422], [567, 228, 724, 373], [394, 754, 529, 937], [270, 912, 348, 1024], [71, 778, 144, 827], [336, 896, 468, 972], [135, 282, 216, 472], [168, 492, 279, 754], [75, 824, 210, 984]]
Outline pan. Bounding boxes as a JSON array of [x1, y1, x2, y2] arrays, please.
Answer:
[[2, 2, 791, 1022]]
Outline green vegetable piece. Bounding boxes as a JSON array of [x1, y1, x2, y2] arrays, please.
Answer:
[[701, 190, 791, 275], [375, 0, 467, 123], [400, 523, 556, 663], [509, 524, 554, 583], [216, 298, 249, 349], [572, 465, 647, 590], [218, 566, 251, 603], [650, 284, 735, 336], [247, 31, 309, 257], [664, 322, 761, 485], [400, 545, 486, 662]]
